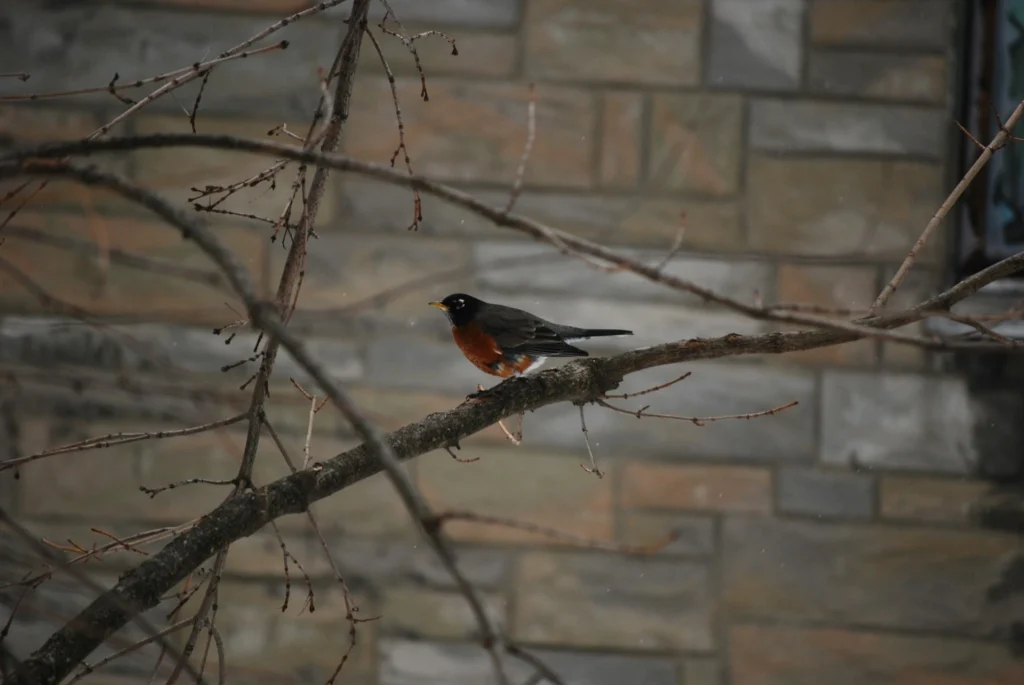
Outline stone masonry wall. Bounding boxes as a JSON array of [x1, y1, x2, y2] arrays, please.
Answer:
[[2, 1, 1023, 684]]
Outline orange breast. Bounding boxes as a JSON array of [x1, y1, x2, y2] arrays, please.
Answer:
[[451, 323, 529, 378]]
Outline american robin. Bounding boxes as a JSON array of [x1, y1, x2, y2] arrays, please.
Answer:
[[429, 293, 633, 379]]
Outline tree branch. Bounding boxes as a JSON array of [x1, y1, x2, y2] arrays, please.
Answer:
[[6, 134, 1024, 352], [4, 141, 1024, 685]]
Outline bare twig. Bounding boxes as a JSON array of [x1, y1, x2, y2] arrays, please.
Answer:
[[189, 69, 213, 133], [577, 404, 603, 478], [363, 25, 422, 230], [872, 99, 1024, 312], [597, 398, 800, 427], [0, 44, 286, 103], [505, 83, 536, 214], [139, 478, 238, 499], [437, 510, 677, 554], [67, 618, 194, 685], [603, 372, 692, 399], [0, 413, 247, 472], [376, 2, 444, 101]]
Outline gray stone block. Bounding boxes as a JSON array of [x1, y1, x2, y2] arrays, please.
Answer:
[[810, 0, 953, 50], [378, 639, 677, 685], [722, 515, 1023, 636], [707, 0, 804, 91], [524, 0, 703, 86], [472, 241, 773, 306], [777, 467, 875, 520], [821, 370, 977, 473], [0, 316, 364, 386], [514, 551, 714, 651], [322, 537, 513, 590], [1, 1, 338, 118], [808, 50, 948, 103], [750, 99, 947, 157]]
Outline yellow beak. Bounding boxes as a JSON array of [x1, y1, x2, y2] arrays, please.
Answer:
[[428, 301, 448, 310]]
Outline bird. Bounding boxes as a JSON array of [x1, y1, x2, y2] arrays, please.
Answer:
[[428, 293, 633, 379]]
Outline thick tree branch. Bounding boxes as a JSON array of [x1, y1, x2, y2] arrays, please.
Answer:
[[4, 134, 1024, 684]]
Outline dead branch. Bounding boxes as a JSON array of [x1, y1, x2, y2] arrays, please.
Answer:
[[436, 510, 678, 554], [597, 398, 799, 426], [603, 372, 692, 399], [0, 413, 246, 472], [871, 98, 1024, 312]]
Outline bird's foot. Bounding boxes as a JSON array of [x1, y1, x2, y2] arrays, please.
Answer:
[[463, 383, 497, 403]]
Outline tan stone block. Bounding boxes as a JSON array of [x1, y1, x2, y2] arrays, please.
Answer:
[[17, 417, 248, 522], [380, 585, 506, 639], [772, 264, 878, 366], [514, 551, 714, 651], [748, 156, 945, 259], [0, 104, 97, 142], [525, 0, 703, 86], [0, 212, 264, 324], [599, 91, 643, 187], [347, 77, 595, 187], [777, 264, 877, 312], [417, 447, 614, 545], [14, 407, 347, 525], [0, 106, 135, 213], [809, 0, 951, 50], [305, 468, 419, 539], [621, 462, 773, 513], [17, 417, 150, 521], [618, 511, 716, 558], [176, 579, 375, 683], [360, 25, 518, 78], [648, 93, 743, 196], [880, 476, 991, 525], [134, 114, 337, 228], [336, 176, 744, 250], [730, 623, 1024, 685]]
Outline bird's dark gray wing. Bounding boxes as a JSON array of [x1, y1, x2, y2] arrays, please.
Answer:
[[476, 304, 589, 358]]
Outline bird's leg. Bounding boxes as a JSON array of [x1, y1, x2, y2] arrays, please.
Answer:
[[462, 383, 524, 445], [499, 411, 524, 446]]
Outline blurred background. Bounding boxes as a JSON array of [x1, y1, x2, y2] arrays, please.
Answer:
[[2, 1, 1024, 684]]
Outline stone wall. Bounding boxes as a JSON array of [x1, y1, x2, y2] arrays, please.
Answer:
[[2, 1, 1023, 684]]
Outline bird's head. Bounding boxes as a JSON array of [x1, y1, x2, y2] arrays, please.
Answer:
[[428, 293, 482, 327]]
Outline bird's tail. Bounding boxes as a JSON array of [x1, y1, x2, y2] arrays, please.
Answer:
[[577, 328, 633, 338]]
